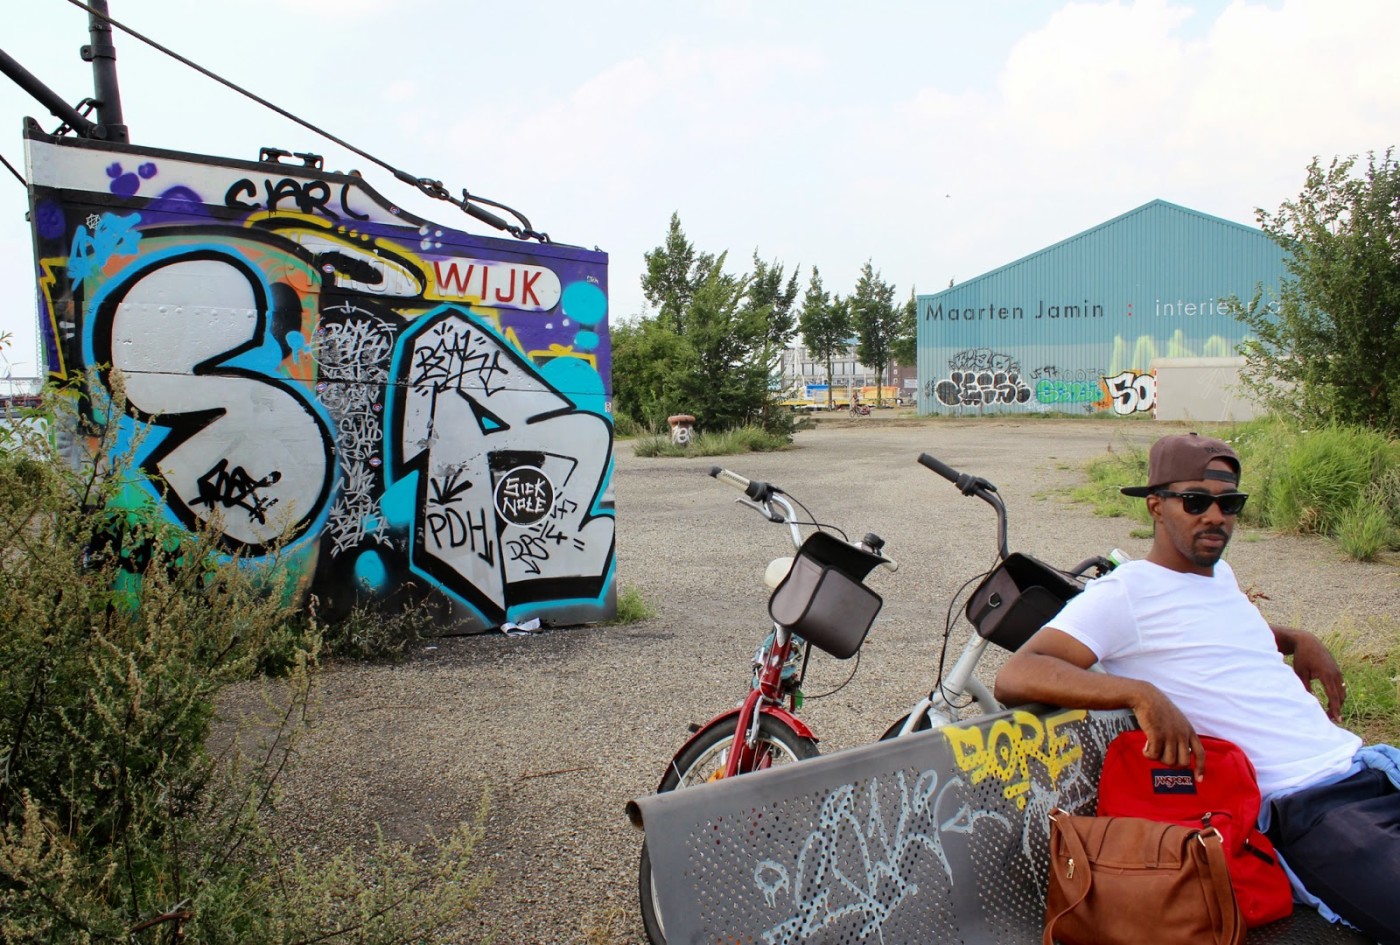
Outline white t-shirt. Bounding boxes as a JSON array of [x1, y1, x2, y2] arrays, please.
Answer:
[[1049, 559, 1359, 796]]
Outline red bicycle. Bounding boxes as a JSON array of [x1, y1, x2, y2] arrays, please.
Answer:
[[637, 465, 895, 945]]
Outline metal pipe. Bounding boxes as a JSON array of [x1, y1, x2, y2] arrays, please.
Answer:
[[0, 47, 101, 138], [82, 0, 128, 142]]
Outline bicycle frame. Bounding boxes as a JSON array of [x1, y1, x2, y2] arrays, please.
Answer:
[[653, 488, 813, 790], [654, 471, 891, 789], [888, 453, 1118, 737]]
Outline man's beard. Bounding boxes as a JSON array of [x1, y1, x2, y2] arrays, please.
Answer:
[[1190, 529, 1230, 567]]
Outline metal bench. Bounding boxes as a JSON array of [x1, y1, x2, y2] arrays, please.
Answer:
[[627, 705, 1372, 944]]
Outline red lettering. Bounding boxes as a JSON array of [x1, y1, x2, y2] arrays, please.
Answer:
[[494, 269, 517, 304], [480, 266, 490, 299], [433, 261, 475, 294], [521, 270, 541, 307]]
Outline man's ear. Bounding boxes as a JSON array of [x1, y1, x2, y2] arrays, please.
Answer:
[[1144, 494, 1163, 521]]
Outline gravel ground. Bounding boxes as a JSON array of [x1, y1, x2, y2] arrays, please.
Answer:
[[236, 416, 1398, 944]]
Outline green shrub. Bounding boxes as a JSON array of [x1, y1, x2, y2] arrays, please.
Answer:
[[1069, 445, 1152, 524], [632, 424, 793, 457], [611, 411, 653, 439], [610, 585, 657, 623], [1335, 502, 1394, 561], [0, 378, 489, 943], [1072, 419, 1400, 561], [1255, 425, 1396, 535], [320, 594, 445, 661]]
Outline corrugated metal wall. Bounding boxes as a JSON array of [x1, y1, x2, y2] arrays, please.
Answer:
[[915, 200, 1289, 417]]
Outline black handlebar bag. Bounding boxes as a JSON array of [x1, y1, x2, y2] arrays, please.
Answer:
[[768, 531, 884, 660], [965, 553, 1083, 651]]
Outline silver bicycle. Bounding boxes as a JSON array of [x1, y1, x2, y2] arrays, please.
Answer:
[[882, 451, 1125, 738]]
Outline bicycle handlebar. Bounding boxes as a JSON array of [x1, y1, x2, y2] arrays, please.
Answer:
[[917, 452, 960, 484], [1068, 555, 1116, 579], [918, 452, 1009, 560], [709, 466, 898, 569], [709, 465, 772, 502], [918, 452, 999, 497]]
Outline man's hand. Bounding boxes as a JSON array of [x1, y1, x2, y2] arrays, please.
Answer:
[[1130, 683, 1207, 781], [1277, 625, 1346, 721], [997, 629, 1205, 781]]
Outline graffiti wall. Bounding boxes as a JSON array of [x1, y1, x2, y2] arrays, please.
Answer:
[[24, 128, 614, 631], [915, 200, 1289, 417]]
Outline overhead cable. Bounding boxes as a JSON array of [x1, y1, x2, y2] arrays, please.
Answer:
[[59, 0, 549, 242], [0, 150, 25, 187]]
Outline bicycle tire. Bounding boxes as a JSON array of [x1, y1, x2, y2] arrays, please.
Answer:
[[879, 712, 934, 740], [638, 715, 818, 945]]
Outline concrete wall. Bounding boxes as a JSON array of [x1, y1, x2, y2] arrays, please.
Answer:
[[1151, 356, 1263, 422], [24, 129, 614, 631]]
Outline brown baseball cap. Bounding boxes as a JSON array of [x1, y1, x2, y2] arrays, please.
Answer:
[[1120, 432, 1241, 497]]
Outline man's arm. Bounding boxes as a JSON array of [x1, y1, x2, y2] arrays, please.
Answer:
[[995, 626, 1206, 780], [1271, 623, 1346, 721]]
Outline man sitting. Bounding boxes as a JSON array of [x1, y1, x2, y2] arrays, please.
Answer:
[[995, 433, 1400, 942]]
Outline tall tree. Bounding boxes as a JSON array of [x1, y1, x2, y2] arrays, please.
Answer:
[[889, 287, 919, 373], [746, 253, 802, 396], [640, 212, 714, 334], [1234, 151, 1400, 432], [610, 317, 698, 430], [798, 268, 850, 408], [850, 261, 900, 405], [623, 217, 799, 434], [683, 255, 768, 428], [748, 253, 802, 349]]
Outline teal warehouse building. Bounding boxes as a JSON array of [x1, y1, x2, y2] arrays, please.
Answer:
[[916, 200, 1289, 418]]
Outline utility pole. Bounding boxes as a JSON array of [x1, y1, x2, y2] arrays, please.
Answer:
[[82, 0, 128, 142]]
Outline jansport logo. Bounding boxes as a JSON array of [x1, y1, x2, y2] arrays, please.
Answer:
[[1152, 769, 1198, 794]]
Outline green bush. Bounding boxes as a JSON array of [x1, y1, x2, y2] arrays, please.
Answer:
[[1069, 445, 1152, 524], [632, 424, 793, 457], [610, 585, 656, 623], [611, 411, 653, 439], [0, 379, 489, 943], [1335, 502, 1394, 561], [1253, 424, 1396, 535], [1073, 419, 1400, 561], [319, 594, 445, 662]]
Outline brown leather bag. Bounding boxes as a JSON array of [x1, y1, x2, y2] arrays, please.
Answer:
[[1044, 809, 1244, 945]]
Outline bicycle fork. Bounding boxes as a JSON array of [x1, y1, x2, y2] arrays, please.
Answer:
[[895, 634, 1000, 736]]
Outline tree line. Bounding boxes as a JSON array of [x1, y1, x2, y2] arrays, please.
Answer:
[[612, 214, 916, 432]]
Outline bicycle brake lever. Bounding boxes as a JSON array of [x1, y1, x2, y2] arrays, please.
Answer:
[[958, 474, 998, 495], [735, 497, 784, 523]]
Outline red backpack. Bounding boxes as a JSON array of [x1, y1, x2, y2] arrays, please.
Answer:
[[1097, 730, 1293, 928]]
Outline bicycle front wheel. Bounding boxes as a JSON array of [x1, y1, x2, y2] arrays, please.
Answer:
[[661, 713, 818, 790], [879, 711, 934, 740], [639, 715, 817, 944]]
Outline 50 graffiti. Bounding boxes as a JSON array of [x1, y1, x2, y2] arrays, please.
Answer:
[[1102, 370, 1157, 415]]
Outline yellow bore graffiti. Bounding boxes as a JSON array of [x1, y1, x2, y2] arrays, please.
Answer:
[[942, 708, 1086, 809]]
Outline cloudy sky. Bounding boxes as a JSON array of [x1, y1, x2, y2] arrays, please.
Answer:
[[2, 0, 1397, 379]]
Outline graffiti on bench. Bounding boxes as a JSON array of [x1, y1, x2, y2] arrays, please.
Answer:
[[630, 708, 1137, 944]]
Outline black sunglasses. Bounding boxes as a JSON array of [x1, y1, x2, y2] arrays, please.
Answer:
[[1154, 490, 1249, 516]]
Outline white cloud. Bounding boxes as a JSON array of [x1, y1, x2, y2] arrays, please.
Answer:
[[4, 0, 1400, 346]]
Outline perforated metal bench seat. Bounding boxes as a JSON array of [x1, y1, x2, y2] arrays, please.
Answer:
[[627, 706, 1372, 944]]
